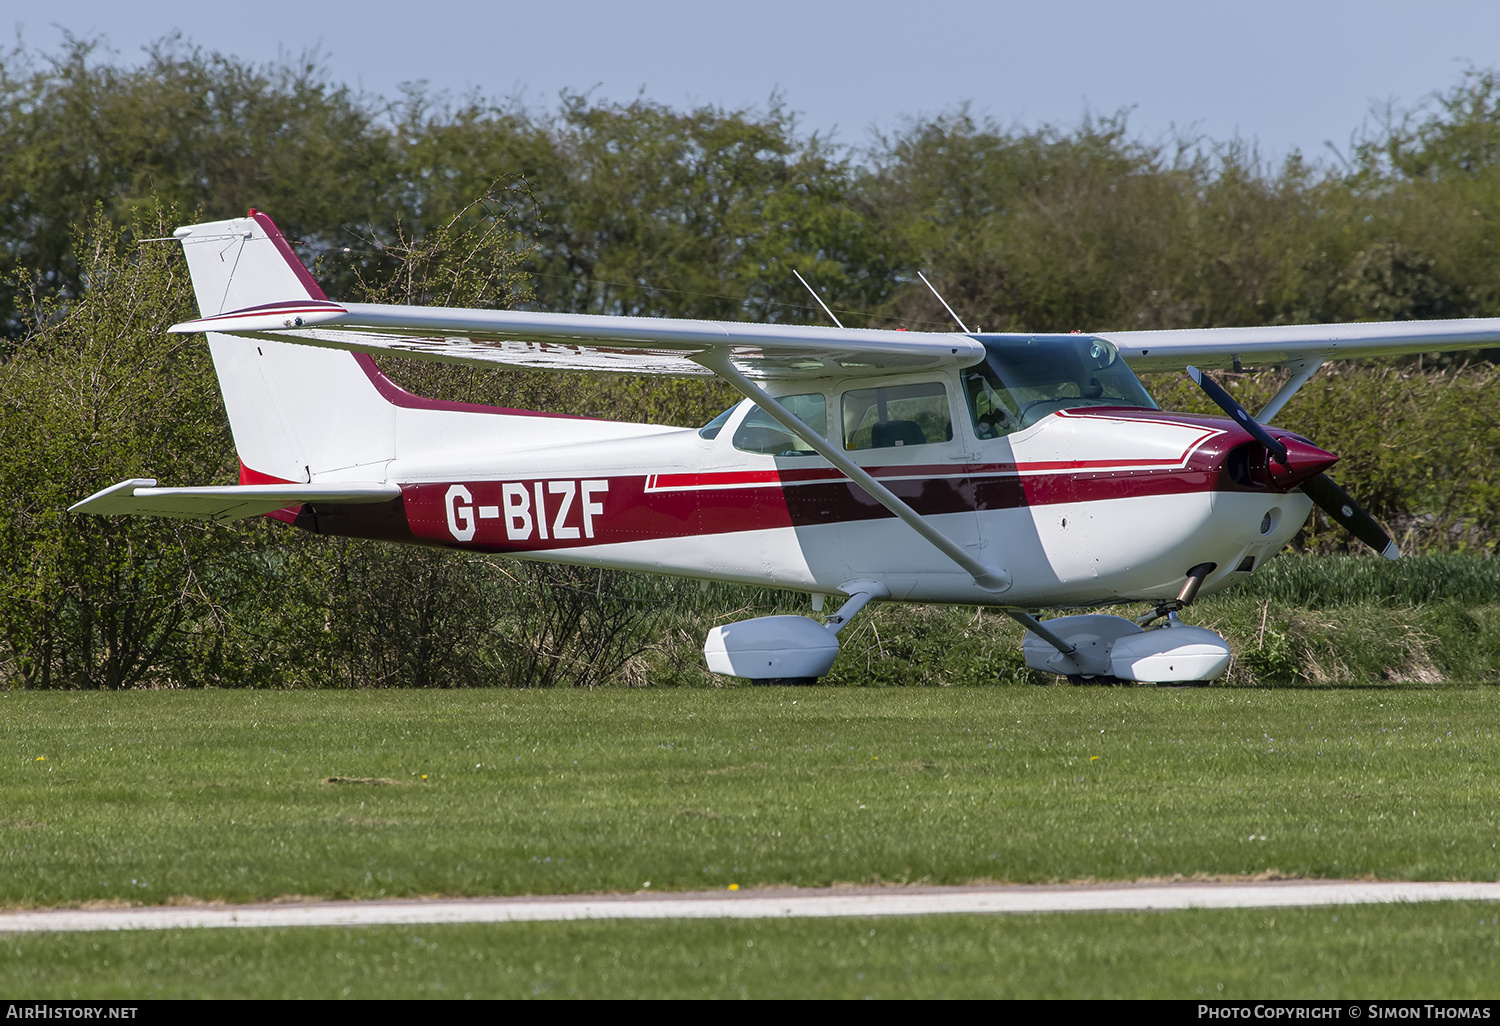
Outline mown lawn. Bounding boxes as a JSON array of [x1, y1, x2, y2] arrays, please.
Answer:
[[3, 686, 1498, 906], [3, 904, 1499, 998]]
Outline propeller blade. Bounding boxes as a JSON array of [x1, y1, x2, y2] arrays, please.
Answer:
[[1300, 473, 1400, 560], [1187, 366, 1289, 465], [1187, 366, 1396, 559]]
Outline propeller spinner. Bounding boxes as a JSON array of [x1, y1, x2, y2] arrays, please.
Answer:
[[1187, 366, 1399, 560]]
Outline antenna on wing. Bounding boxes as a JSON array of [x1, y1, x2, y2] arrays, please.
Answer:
[[917, 271, 973, 334], [793, 270, 845, 329]]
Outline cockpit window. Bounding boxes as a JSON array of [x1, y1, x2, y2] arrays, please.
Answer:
[[964, 335, 1155, 438], [732, 393, 827, 456]]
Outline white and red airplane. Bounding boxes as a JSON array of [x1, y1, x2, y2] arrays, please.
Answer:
[[72, 211, 1500, 684]]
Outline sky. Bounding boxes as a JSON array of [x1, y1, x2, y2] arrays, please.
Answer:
[[14, 0, 1500, 162]]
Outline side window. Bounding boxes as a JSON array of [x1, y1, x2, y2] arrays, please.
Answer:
[[841, 382, 953, 450], [732, 393, 827, 456], [698, 404, 739, 440], [964, 365, 1022, 440]]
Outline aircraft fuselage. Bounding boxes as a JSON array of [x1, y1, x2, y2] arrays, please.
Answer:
[[288, 374, 1318, 608]]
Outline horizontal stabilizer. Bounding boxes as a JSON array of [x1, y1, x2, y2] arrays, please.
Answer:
[[70, 478, 401, 522]]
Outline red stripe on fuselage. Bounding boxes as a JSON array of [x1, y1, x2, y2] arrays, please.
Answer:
[[649, 456, 1210, 493], [396, 463, 1242, 554], [648, 413, 1223, 493]]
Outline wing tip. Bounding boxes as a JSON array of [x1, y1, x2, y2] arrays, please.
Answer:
[[168, 300, 348, 335]]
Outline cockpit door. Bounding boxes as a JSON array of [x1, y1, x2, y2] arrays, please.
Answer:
[[837, 377, 982, 574]]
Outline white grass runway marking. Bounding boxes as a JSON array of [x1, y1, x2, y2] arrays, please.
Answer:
[[4, 881, 1500, 934]]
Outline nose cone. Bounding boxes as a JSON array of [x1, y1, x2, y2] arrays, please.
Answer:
[[1268, 435, 1339, 489]]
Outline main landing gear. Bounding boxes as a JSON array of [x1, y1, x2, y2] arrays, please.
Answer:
[[1012, 563, 1234, 686], [704, 565, 1236, 687], [702, 582, 888, 685]]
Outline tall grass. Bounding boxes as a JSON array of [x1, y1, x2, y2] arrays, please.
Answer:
[[1225, 554, 1500, 608], [651, 554, 1500, 615], [491, 555, 1500, 688]]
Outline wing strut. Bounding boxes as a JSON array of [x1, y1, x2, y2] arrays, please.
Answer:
[[1255, 357, 1325, 425], [696, 351, 1011, 594]]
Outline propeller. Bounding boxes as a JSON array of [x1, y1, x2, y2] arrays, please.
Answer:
[[1187, 366, 1399, 560]]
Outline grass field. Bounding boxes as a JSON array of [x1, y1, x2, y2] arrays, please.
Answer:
[[4, 687, 1498, 900], [4, 686, 1498, 997]]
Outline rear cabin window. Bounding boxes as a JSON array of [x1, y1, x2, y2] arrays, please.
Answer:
[[841, 382, 953, 450], [697, 404, 738, 439], [731, 393, 827, 456]]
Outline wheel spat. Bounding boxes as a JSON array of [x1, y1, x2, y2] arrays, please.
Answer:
[[1187, 366, 1399, 560]]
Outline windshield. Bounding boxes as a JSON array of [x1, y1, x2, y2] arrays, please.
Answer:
[[964, 336, 1156, 437]]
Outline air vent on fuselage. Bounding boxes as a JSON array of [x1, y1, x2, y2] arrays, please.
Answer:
[[1225, 442, 1270, 489]]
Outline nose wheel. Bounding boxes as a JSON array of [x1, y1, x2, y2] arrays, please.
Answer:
[[1015, 561, 1233, 685]]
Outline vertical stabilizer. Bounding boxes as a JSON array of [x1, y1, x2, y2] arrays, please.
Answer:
[[175, 211, 395, 484]]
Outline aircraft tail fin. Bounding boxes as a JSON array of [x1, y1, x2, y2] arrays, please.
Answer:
[[164, 211, 668, 508], [175, 211, 397, 484]]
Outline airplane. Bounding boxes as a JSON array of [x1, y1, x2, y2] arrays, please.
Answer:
[[70, 210, 1500, 685]]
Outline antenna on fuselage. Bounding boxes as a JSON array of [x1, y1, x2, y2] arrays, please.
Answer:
[[792, 270, 845, 329], [917, 271, 973, 334]]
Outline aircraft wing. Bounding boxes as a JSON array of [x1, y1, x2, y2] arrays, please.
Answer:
[[168, 301, 985, 380], [167, 298, 1500, 379], [1097, 318, 1500, 372], [70, 478, 401, 522]]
